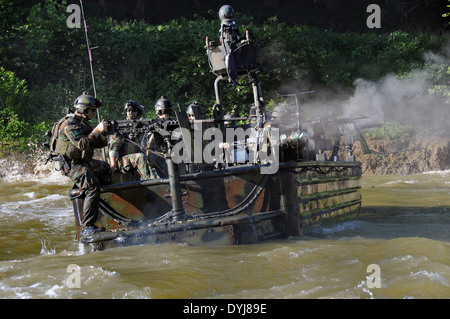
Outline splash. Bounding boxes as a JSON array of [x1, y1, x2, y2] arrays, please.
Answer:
[[0, 151, 70, 185], [39, 238, 56, 256], [422, 169, 450, 176]]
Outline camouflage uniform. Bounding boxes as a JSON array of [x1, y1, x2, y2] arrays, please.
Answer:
[[57, 114, 110, 228], [108, 133, 158, 180], [145, 130, 169, 177]]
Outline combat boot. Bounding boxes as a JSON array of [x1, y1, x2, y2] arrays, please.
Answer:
[[81, 225, 105, 236]]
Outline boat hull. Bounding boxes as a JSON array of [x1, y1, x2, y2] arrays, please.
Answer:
[[73, 160, 361, 249]]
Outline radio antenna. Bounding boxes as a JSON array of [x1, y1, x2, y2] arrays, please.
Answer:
[[80, 0, 107, 161], [80, 0, 99, 119]]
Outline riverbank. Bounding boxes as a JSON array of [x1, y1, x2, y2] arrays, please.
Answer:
[[1, 135, 449, 178], [353, 135, 450, 175]]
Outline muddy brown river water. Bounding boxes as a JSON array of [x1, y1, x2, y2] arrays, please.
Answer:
[[0, 160, 449, 299]]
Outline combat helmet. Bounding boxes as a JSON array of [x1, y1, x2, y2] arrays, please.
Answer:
[[73, 92, 102, 113], [187, 101, 204, 119], [124, 100, 144, 117], [155, 96, 173, 114], [223, 112, 235, 126]]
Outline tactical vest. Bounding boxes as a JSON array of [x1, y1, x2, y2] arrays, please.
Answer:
[[121, 138, 142, 156], [56, 114, 94, 160]]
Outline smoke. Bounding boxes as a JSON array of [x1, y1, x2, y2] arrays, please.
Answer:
[[343, 50, 450, 134], [277, 46, 450, 136]]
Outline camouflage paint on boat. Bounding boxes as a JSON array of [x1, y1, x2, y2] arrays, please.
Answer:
[[72, 160, 361, 249]]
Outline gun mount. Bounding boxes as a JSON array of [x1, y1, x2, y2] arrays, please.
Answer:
[[206, 5, 267, 129]]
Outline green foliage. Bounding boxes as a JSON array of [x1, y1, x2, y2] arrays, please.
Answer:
[[0, 67, 29, 141], [427, 58, 450, 103], [443, 0, 450, 18], [0, 109, 29, 139], [366, 122, 415, 140], [0, 66, 49, 153], [0, 0, 447, 153], [255, 25, 434, 93]]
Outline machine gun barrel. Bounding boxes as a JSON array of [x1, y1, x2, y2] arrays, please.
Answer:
[[322, 116, 369, 125], [190, 117, 248, 124], [107, 118, 157, 134]]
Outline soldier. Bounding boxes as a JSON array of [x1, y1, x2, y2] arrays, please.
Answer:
[[108, 100, 158, 181], [249, 105, 257, 126], [223, 112, 234, 127], [186, 101, 205, 121], [155, 96, 174, 120], [145, 96, 175, 177], [218, 112, 233, 167], [55, 92, 110, 236], [186, 103, 196, 121]]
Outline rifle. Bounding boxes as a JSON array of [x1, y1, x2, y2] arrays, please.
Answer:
[[107, 118, 180, 141], [322, 116, 369, 126]]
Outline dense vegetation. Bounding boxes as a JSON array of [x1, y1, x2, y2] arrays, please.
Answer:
[[0, 0, 449, 153]]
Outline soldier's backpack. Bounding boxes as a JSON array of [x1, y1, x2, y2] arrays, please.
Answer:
[[44, 115, 71, 171], [48, 116, 68, 157]]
